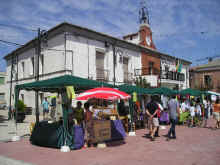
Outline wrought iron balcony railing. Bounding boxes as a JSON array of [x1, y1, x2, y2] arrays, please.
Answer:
[[96, 68, 109, 82], [124, 71, 133, 84]]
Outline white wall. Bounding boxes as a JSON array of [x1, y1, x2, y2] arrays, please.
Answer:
[[5, 32, 142, 109], [124, 34, 140, 45], [160, 59, 190, 89], [67, 35, 141, 84]]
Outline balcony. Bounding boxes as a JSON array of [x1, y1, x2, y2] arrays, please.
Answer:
[[160, 70, 185, 81], [124, 72, 133, 84], [96, 68, 109, 82], [134, 67, 160, 76]]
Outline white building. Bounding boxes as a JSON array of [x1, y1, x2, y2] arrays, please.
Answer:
[[4, 22, 146, 108], [0, 72, 7, 107], [3, 22, 191, 110]]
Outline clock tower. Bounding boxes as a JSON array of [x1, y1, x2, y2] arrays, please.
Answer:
[[138, 2, 156, 49]]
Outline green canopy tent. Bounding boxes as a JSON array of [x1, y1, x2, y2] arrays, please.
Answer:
[[15, 74, 114, 124], [149, 87, 176, 95], [179, 88, 203, 97], [118, 84, 151, 95], [14, 75, 114, 149], [118, 84, 152, 132]]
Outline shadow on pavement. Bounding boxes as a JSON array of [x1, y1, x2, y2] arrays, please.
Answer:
[[106, 140, 126, 147]]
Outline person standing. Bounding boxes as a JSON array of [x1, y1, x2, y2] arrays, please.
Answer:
[[195, 99, 202, 127], [213, 98, 220, 129], [203, 97, 209, 128], [146, 95, 159, 141], [50, 97, 56, 121], [42, 97, 49, 120], [84, 102, 93, 147], [189, 101, 196, 127], [74, 101, 84, 125], [167, 95, 180, 141]]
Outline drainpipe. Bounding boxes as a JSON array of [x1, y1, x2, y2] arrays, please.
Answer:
[[64, 32, 67, 74], [113, 44, 116, 87], [87, 39, 90, 79]]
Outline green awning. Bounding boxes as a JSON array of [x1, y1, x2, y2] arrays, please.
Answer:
[[179, 88, 202, 96], [118, 84, 151, 94], [16, 75, 114, 92], [149, 87, 176, 95]]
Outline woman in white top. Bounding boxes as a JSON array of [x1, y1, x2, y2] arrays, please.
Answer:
[[190, 102, 195, 127], [196, 100, 202, 126]]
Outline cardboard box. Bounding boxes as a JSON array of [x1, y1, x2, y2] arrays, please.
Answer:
[[91, 120, 111, 143]]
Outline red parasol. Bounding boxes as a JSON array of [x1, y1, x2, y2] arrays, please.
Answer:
[[76, 87, 130, 100]]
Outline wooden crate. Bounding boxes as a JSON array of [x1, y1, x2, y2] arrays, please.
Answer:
[[91, 120, 111, 143]]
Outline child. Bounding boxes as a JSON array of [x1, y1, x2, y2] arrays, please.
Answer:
[[189, 101, 195, 127], [196, 99, 202, 127]]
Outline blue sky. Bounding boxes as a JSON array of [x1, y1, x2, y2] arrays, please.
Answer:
[[0, 0, 220, 72]]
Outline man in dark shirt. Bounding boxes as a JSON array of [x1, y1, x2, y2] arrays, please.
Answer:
[[146, 95, 159, 141]]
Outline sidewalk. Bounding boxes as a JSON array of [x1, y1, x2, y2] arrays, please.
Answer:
[[1, 109, 220, 165], [0, 110, 42, 142]]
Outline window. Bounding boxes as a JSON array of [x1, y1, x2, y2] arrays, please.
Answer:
[[31, 57, 34, 76], [40, 54, 44, 75], [165, 66, 169, 72], [96, 51, 105, 80], [0, 93, 5, 100], [204, 75, 212, 87], [0, 77, 4, 84], [149, 61, 154, 75], [22, 62, 25, 78]]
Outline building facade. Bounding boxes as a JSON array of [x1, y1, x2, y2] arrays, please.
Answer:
[[0, 72, 7, 106], [190, 59, 220, 92], [4, 21, 191, 110], [4, 22, 144, 108], [123, 9, 191, 89]]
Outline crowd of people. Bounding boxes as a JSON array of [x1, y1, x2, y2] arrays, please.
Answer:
[[144, 94, 220, 141], [40, 93, 220, 144]]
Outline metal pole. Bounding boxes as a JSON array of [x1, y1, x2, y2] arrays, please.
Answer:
[[35, 28, 41, 123], [8, 57, 14, 120], [113, 45, 116, 87]]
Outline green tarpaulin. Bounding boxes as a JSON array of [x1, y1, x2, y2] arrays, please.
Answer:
[[149, 87, 176, 95], [16, 75, 114, 92], [118, 84, 151, 95], [179, 88, 202, 96]]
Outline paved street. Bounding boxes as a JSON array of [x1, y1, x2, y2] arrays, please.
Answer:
[[0, 110, 220, 165]]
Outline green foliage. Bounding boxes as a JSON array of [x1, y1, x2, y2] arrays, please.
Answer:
[[17, 100, 26, 113]]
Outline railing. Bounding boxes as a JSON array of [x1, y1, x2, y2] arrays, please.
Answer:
[[96, 68, 109, 82], [134, 67, 160, 76], [124, 72, 133, 84], [134, 68, 185, 82], [160, 70, 185, 81]]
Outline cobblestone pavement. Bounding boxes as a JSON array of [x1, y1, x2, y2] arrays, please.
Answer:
[[0, 109, 220, 165]]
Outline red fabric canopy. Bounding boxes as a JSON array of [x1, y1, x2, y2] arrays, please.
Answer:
[[76, 87, 130, 100]]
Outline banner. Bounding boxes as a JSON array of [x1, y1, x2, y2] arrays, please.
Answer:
[[133, 92, 137, 102], [65, 86, 76, 100]]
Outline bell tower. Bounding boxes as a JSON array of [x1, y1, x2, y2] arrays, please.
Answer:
[[139, 1, 156, 49]]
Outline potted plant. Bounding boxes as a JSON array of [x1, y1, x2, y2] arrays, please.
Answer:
[[15, 100, 26, 123]]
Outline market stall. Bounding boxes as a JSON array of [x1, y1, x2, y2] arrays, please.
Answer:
[[76, 87, 129, 144], [14, 75, 115, 150]]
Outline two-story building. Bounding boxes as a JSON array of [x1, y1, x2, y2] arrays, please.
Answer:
[[3, 22, 153, 108], [190, 59, 220, 92]]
